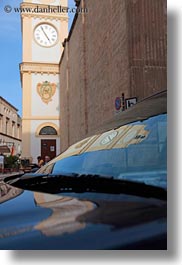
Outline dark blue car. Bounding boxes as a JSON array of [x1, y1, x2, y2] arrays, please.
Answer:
[[0, 91, 167, 250]]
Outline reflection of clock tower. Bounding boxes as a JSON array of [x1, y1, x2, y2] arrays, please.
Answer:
[[20, 0, 68, 162]]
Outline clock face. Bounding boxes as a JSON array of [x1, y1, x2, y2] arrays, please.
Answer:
[[34, 23, 58, 47]]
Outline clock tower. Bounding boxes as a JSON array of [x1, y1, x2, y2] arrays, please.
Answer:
[[20, 0, 68, 162]]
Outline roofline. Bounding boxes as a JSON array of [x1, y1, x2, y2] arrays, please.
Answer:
[[137, 89, 167, 104], [0, 96, 18, 112]]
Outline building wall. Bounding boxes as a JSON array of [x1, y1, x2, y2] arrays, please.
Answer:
[[66, 10, 86, 146], [59, 44, 69, 151], [0, 97, 22, 155], [59, 0, 167, 152], [126, 0, 167, 98], [85, 0, 130, 134]]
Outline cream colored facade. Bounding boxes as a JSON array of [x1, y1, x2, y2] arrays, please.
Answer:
[[20, 0, 68, 162], [0, 97, 22, 155]]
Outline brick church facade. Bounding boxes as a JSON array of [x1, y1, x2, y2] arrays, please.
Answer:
[[59, 0, 167, 152]]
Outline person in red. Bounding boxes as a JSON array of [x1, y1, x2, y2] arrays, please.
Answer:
[[11, 144, 15, 156]]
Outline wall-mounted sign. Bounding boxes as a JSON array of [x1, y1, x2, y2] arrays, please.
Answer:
[[115, 93, 126, 113], [115, 97, 121, 111], [50, 146, 55, 152], [125, 97, 137, 109]]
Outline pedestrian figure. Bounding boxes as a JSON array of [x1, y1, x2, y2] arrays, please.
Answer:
[[44, 156, 51, 164], [37, 156, 44, 167]]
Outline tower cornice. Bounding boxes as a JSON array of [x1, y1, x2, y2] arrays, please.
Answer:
[[20, 62, 60, 75], [20, 2, 68, 21], [19, 62, 60, 86]]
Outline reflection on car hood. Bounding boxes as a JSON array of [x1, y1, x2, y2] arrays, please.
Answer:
[[0, 181, 23, 204], [0, 178, 167, 250], [45, 124, 149, 165], [33, 192, 95, 237], [118, 170, 167, 189], [0, 181, 95, 240]]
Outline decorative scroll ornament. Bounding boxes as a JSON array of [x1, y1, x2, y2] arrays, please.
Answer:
[[37, 81, 56, 104]]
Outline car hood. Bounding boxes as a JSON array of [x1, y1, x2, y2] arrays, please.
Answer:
[[0, 180, 167, 250]]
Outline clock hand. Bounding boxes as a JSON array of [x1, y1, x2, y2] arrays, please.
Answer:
[[41, 26, 51, 43]]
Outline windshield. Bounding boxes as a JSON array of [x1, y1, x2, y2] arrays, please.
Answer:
[[38, 114, 167, 189]]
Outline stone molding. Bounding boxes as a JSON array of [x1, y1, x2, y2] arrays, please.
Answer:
[[20, 2, 68, 21], [20, 62, 59, 75]]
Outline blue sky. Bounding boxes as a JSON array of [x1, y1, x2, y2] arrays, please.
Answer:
[[0, 0, 75, 115]]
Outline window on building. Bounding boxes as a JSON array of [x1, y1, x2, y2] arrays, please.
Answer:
[[12, 121, 15, 137], [6, 118, 9, 135], [39, 126, 57, 135], [0, 115, 3, 132], [17, 124, 20, 139]]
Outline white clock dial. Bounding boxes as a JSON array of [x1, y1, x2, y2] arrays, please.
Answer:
[[34, 23, 58, 47]]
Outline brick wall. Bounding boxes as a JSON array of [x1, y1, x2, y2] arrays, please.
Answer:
[[126, 0, 167, 98], [59, 0, 167, 152]]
